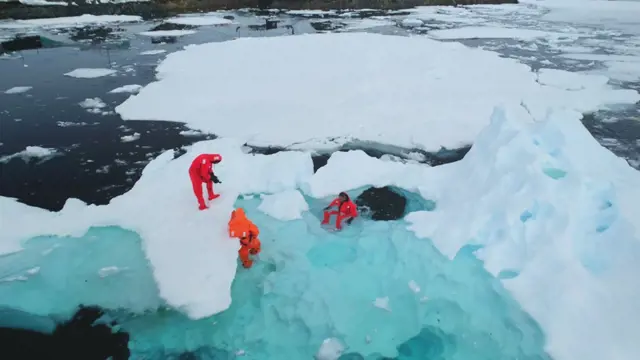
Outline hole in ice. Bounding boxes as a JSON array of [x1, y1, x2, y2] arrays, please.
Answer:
[[542, 167, 567, 179], [0, 226, 161, 317], [497, 270, 520, 280], [519, 210, 534, 223]]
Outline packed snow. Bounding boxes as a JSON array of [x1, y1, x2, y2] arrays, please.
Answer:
[[0, 14, 142, 29], [0, 146, 59, 164], [257, 190, 309, 221], [139, 30, 197, 37], [116, 33, 638, 151], [4, 86, 32, 94], [109, 84, 143, 94], [18, 0, 67, 6], [64, 68, 116, 79], [140, 49, 167, 56], [165, 14, 233, 26]]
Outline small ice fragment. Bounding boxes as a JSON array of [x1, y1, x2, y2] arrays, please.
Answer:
[[408, 280, 421, 293], [235, 349, 245, 356], [79, 97, 106, 109], [98, 266, 122, 278], [26, 267, 40, 275], [65, 68, 116, 78], [121, 133, 141, 143], [316, 338, 344, 360], [109, 84, 143, 94], [4, 86, 32, 94], [365, 335, 371, 344], [420, 296, 429, 303], [373, 296, 391, 311], [140, 49, 167, 55]]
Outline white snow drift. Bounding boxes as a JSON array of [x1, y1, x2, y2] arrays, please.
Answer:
[[139, 30, 197, 37], [165, 14, 233, 26], [116, 33, 638, 151]]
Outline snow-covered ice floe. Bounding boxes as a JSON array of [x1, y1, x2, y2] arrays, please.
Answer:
[[0, 146, 59, 164], [165, 14, 233, 26], [4, 86, 32, 94], [0, 139, 313, 318], [109, 84, 143, 94], [139, 49, 167, 56], [0, 14, 142, 29], [116, 33, 638, 151], [139, 30, 197, 37], [428, 26, 580, 41], [65, 68, 116, 79]]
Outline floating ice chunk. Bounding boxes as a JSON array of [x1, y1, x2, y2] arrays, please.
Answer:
[[166, 14, 233, 26], [109, 84, 143, 94], [287, 9, 336, 17], [121, 133, 141, 142], [257, 190, 309, 221], [373, 296, 391, 311], [342, 18, 394, 30], [408, 280, 420, 293], [26, 267, 40, 275], [65, 68, 116, 78], [401, 18, 423, 27], [116, 33, 638, 151], [4, 86, 32, 94], [79, 97, 107, 109], [140, 49, 167, 55], [179, 129, 203, 136], [0, 146, 59, 164], [429, 26, 575, 41], [316, 338, 344, 360], [139, 30, 197, 37], [536, 68, 609, 90], [235, 349, 245, 356]]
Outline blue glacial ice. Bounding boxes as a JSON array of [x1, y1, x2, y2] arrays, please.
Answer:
[[1, 104, 639, 360]]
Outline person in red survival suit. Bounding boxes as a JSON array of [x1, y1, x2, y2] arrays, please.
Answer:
[[322, 191, 358, 230], [188, 153, 222, 210]]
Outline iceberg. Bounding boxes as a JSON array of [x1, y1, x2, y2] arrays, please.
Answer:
[[2, 104, 639, 360]]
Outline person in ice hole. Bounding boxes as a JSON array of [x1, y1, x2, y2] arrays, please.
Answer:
[[228, 208, 262, 268], [322, 192, 358, 230], [188, 153, 222, 210]]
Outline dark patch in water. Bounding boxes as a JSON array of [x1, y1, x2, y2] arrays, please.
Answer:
[[0, 306, 129, 360], [0, 35, 43, 53], [312, 154, 330, 173], [150, 22, 197, 32], [355, 186, 407, 221]]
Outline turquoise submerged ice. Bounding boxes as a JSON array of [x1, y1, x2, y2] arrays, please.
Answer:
[[119, 193, 549, 359], [0, 227, 162, 318], [0, 193, 549, 359]]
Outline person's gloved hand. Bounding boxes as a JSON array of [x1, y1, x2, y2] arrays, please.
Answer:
[[346, 218, 353, 225], [324, 206, 330, 211], [211, 173, 221, 184]]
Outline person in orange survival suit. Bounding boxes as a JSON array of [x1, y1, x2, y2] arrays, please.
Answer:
[[228, 208, 262, 268], [188, 153, 222, 210], [322, 191, 358, 230]]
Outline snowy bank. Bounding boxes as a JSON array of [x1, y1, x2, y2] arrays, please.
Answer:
[[116, 33, 639, 151], [165, 14, 233, 26], [139, 30, 197, 37]]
